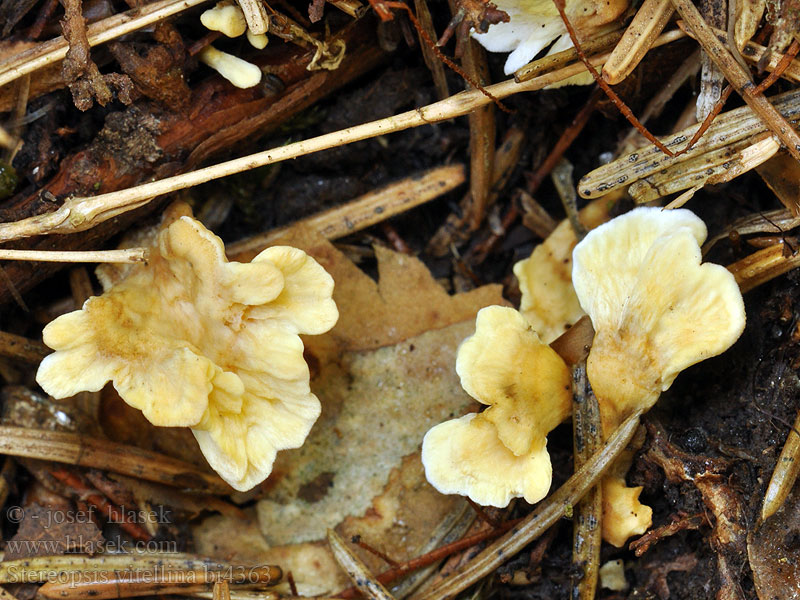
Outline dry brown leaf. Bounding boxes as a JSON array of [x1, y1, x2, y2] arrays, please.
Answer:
[[5, 503, 104, 559], [257, 321, 479, 546], [232, 225, 505, 353]]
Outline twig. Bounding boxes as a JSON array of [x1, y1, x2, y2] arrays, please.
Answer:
[[0, 248, 147, 263], [570, 362, 602, 600], [470, 87, 602, 263], [629, 512, 707, 556], [328, 529, 396, 600], [38, 567, 278, 600], [336, 520, 520, 598], [552, 0, 675, 156], [0, 30, 686, 245], [0, 0, 210, 90], [602, 0, 675, 85], [50, 468, 153, 541], [351, 536, 400, 567], [671, 0, 800, 162], [411, 411, 643, 600], [514, 28, 624, 82], [551, 159, 585, 240], [578, 88, 800, 200], [0, 426, 231, 493], [227, 165, 465, 258], [0, 330, 49, 362]]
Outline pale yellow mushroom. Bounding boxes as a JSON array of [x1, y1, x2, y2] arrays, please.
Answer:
[[198, 46, 262, 89], [37, 216, 338, 491], [201, 2, 248, 37], [572, 206, 746, 545], [422, 306, 571, 507], [514, 197, 610, 344]]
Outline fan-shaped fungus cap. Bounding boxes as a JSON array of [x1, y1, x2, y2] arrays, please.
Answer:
[[572, 207, 746, 433], [472, 0, 628, 74], [513, 198, 609, 343], [36, 216, 338, 491], [421, 306, 571, 507]]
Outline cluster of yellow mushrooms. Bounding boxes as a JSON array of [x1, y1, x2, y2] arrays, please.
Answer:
[[423, 207, 746, 546], [34, 204, 746, 551]]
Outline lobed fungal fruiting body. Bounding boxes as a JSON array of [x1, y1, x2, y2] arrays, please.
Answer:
[[37, 215, 338, 492], [572, 206, 746, 545], [422, 305, 572, 507]]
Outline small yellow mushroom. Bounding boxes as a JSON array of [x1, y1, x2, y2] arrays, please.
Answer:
[[37, 216, 338, 491], [422, 306, 571, 507], [514, 197, 609, 343], [572, 206, 746, 544], [198, 46, 262, 89], [201, 2, 248, 37]]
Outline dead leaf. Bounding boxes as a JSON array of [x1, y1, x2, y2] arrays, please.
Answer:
[[257, 321, 479, 546], [232, 225, 505, 353]]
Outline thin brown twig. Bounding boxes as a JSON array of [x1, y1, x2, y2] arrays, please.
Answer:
[[351, 536, 400, 567], [335, 519, 521, 599], [754, 38, 800, 93], [552, 0, 675, 156], [49, 468, 153, 542], [466, 498, 501, 528]]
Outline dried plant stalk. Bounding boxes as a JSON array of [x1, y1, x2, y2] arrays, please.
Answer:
[[0, 248, 147, 263], [227, 164, 465, 258], [570, 362, 602, 600], [703, 208, 800, 252], [236, 0, 269, 34], [761, 408, 800, 521], [728, 242, 800, 292], [579, 88, 800, 199], [671, 0, 800, 161], [0, 555, 268, 584], [38, 567, 279, 600], [328, 530, 396, 600], [602, 0, 674, 85], [627, 134, 779, 203], [0, 426, 230, 493], [0, 330, 49, 362]]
